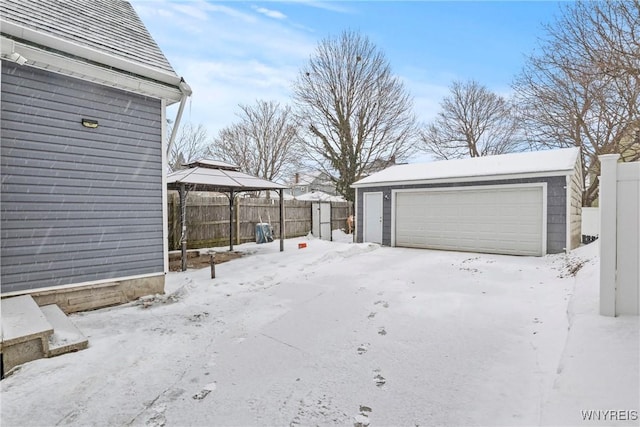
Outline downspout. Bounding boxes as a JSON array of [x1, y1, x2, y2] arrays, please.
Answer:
[[167, 78, 192, 157], [168, 79, 191, 272]]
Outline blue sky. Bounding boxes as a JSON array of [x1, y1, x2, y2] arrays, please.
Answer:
[[132, 1, 565, 144]]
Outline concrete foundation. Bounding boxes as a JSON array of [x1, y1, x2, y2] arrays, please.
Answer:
[[2, 337, 48, 375], [30, 274, 165, 314]]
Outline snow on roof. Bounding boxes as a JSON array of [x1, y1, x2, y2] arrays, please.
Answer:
[[186, 159, 240, 171], [353, 147, 580, 187], [295, 191, 346, 202], [167, 166, 286, 192], [264, 190, 295, 200]]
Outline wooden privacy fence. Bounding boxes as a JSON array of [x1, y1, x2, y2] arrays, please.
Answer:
[[167, 191, 353, 250]]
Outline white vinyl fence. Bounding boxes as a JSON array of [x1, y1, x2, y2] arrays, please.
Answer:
[[599, 154, 640, 316], [581, 207, 599, 243]]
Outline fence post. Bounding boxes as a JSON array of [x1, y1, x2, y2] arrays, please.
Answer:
[[179, 184, 188, 272], [279, 190, 284, 252], [169, 192, 178, 251], [229, 190, 234, 251], [599, 154, 620, 317], [236, 196, 240, 245]]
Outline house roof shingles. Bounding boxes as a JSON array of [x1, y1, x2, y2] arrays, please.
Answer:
[[0, 0, 176, 75]]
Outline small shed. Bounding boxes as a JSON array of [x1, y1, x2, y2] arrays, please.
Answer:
[[352, 148, 582, 256], [167, 160, 287, 270]]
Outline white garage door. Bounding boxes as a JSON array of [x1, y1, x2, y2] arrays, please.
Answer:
[[394, 186, 544, 256]]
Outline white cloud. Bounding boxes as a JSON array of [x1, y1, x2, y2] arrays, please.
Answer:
[[131, 2, 173, 19], [410, 83, 448, 124], [132, 0, 310, 138], [284, 0, 354, 14], [396, 69, 450, 125], [252, 5, 287, 20], [137, 0, 444, 149], [166, 57, 301, 139], [171, 3, 209, 21], [201, 2, 258, 23]]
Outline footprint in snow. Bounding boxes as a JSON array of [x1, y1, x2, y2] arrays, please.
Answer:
[[357, 343, 370, 355], [146, 408, 166, 427], [374, 300, 389, 308], [377, 327, 387, 336], [372, 370, 386, 388], [367, 312, 376, 319], [354, 405, 372, 427], [192, 382, 217, 400]]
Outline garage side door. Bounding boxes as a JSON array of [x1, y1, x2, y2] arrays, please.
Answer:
[[394, 186, 544, 256]]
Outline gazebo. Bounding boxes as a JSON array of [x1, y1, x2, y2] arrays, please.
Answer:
[[167, 160, 287, 270]]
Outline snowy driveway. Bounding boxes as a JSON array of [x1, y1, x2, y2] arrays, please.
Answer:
[[1, 235, 637, 426]]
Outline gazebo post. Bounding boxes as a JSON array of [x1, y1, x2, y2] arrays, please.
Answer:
[[179, 183, 187, 272], [279, 189, 284, 252], [229, 189, 234, 252]]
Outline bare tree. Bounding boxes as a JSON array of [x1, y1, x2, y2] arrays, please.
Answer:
[[513, 0, 640, 206], [293, 30, 418, 202], [420, 80, 523, 160], [167, 122, 208, 172], [206, 100, 301, 182], [568, 0, 639, 83]]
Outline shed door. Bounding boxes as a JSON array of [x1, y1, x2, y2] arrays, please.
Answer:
[[363, 192, 383, 244], [394, 186, 544, 256], [312, 202, 332, 241]]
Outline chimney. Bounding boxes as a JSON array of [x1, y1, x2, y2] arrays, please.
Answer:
[[295, 172, 300, 184]]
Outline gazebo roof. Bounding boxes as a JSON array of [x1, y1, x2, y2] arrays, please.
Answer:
[[186, 159, 240, 171], [167, 160, 286, 192]]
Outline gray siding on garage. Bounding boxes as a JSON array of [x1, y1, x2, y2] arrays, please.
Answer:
[[356, 176, 567, 254], [1, 62, 164, 293]]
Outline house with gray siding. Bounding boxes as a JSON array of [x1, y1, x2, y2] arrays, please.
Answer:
[[352, 148, 582, 257], [287, 170, 338, 198], [0, 0, 191, 312]]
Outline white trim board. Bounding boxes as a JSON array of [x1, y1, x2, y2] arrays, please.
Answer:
[[161, 98, 169, 275], [1, 36, 184, 103], [0, 21, 181, 88]]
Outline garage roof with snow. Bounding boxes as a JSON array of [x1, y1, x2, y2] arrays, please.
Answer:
[[353, 147, 580, 188]]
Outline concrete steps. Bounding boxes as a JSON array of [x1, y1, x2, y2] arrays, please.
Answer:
[[1, 295, 88, 377], [40, 304, 89, 357]]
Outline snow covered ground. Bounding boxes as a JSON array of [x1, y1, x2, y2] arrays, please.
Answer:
[[1, 233, 638, 426]]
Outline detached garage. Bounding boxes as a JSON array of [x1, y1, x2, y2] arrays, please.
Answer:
[[353, 148, 582, 256]]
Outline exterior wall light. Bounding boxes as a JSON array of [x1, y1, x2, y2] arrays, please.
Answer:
[[81, 118, 99, 129], [9, 52, 27, 65]]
